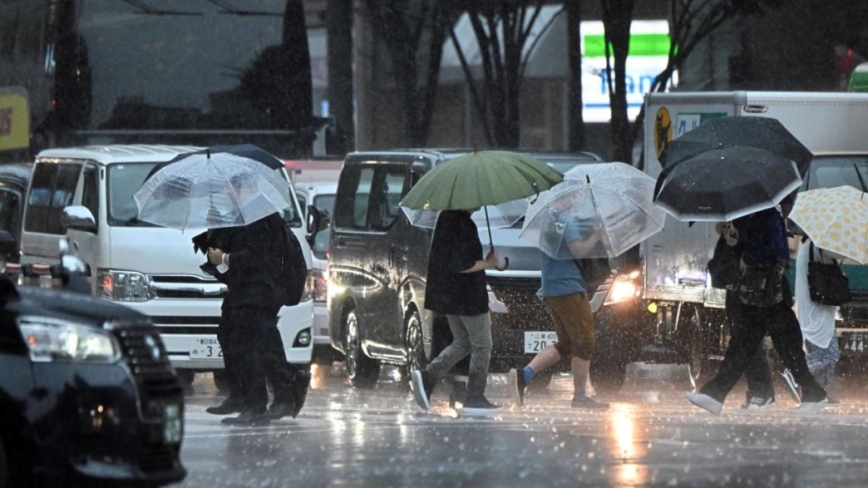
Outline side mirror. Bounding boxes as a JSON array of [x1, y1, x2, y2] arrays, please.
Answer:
[[62, 206, 97, 233], [305, 206, 331, 247]]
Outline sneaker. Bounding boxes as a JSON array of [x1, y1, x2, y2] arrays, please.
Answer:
[[411, 370, 434, 411], [741, 396, 776, 411], [571, 396, 609, 410], [781, 369, 802, 403], [461, 396, 504, 416], [686, 392, 723, 415], [792, 397, 829, 414], [508, 368, 527, 407]]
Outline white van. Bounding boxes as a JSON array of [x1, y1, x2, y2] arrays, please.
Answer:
[[20, 145, 316, 386]]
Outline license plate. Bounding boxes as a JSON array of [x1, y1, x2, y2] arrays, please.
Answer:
[[163, 403, 182, 444], [524, 331, 558, 354], [190, 337, 222, 359], [842, 332, 867, 354]]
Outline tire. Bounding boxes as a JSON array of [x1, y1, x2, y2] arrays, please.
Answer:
[[400, 309, 427, 392], [212, 370, 232, 393], [344, 311, 380, 388]]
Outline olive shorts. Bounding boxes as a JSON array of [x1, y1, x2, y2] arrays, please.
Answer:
[[544, 292, 594, 360]]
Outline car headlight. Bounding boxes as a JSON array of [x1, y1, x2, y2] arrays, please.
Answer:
[[18, 316, 121, 363], [97, 269, 152, 302], [605, 270, 641, 305]]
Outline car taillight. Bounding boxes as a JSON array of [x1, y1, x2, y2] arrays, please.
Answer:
[[310, 269, 328, 302]]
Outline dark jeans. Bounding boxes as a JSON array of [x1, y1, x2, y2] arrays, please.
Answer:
[[218, 307, 299, 412], [702, 298, 827, 403], [726, 293, 774, 401]]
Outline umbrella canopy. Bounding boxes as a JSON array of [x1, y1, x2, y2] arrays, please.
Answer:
[[654, 146, 802, 222], [134, 152, 292, 230], [399, 150, 563, 211], [658, 116, 813, 177], [401, 199, 528, 229], [520, 162, 666, 259], [145, 143, 285, 180], [788, 185, 868, 264]]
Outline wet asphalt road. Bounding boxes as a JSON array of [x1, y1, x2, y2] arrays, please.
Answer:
[[175, 363, 868, 488]]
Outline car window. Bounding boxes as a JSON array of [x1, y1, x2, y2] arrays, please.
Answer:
[[0, 189, 20, 234], [312, 194, 335, 258], [335, 164, 408, 231], [805, 155, 868, 191], [25, 163, 81, 234], [82, 165, 100, 231]]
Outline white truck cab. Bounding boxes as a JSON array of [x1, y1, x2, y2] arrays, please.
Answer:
[[20, 145, 315, 385]]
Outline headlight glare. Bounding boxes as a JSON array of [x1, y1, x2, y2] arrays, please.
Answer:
[[19, 317, 121, 363], [97, 269, 152, 302]]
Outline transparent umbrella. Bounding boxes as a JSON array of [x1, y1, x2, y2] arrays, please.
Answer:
[[520, 162, 666, 259], [133, 152, 292, 230]]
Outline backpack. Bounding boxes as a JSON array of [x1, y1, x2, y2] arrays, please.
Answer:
[[574, 257, 612, 293], [278, 225, 309, 306]]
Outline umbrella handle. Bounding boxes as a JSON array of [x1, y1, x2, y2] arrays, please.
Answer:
[[495, 256, 510, 271]]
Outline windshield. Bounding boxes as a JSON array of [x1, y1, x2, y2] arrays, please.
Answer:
[[312, 194, 335, 259], [107, 163, 302, 227], [804, 155, 868, 191]]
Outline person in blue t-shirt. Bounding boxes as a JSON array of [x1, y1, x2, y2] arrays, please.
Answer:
[[509, 213, 609, 410]]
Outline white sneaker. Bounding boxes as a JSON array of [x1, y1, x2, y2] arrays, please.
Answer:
[[741, 396, 776, 411], [686, 392, 723, 415], [792, 397, 829, 415]]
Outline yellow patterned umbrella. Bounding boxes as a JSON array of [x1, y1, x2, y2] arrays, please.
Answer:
[[788, 185, 868, 264]]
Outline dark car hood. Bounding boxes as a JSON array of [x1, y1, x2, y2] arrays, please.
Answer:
[[3, 282, 146, 326]]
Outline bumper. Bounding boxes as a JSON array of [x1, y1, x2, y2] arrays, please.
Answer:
[[123, 298, 314, 367], [30, 361, 185, 487], [313, 301, 330, 346]]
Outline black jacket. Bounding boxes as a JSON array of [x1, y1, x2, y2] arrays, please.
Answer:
[[424, 210, 489, 316], [211, 212, 285, 314]]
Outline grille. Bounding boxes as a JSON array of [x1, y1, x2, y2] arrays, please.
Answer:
[[487, 276, 552, 331], [149, 275, 226, 299], [114, 323, 182, 400]]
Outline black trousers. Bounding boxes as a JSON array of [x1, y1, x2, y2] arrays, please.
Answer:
[[217, 307, 299, 411], [726, 293, 774, 401], [702, 296, 826, 403]]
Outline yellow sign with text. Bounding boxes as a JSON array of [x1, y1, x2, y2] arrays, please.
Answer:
[[0, 87, 30, 152]]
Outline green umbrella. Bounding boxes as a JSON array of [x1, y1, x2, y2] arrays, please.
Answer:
[[399, 150, 563, 266]]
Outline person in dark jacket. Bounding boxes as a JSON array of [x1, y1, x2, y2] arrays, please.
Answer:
[[687, 207, 829, 415], [411, 209, 502, 416], [204, 211, 302, 425]]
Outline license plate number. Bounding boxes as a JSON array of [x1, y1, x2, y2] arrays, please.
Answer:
[[190, 338, 222, 359], [842, 333, 867, 354], [163, 403, 182, 444], [524, 331, 558, 353]]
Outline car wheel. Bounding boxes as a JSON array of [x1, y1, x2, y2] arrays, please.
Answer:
[[212, 370, 232, 393], [400, 309, 427, 391], [344, 311, 380, 389]]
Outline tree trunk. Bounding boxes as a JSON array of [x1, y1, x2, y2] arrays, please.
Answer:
[[566, 0, 585, 152], [326, 0, 355, 155], [601, 0, 634, 163]]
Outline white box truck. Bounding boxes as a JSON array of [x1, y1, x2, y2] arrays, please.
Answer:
[[594, 91, 868, 388]]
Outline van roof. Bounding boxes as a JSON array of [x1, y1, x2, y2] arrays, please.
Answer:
[[345, 148, 604, 163], [35, 145, 203, 165]]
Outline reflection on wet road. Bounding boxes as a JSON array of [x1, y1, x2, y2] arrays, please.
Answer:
[[177, 363, 868, 487]]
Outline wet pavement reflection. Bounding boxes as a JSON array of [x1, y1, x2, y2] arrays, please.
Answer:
[[177, 362, 868, 487]]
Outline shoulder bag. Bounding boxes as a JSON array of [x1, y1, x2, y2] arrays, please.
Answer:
[[807, 242, 851, 306]]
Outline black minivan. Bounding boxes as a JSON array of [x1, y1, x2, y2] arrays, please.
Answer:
[[0, 260, 186, 487], [327, 149, 606, 388], [0, 163, 32, 263]]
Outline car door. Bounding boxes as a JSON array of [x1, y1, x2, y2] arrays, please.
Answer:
[[330, 160, 411, 360], [65, 163, 101, 289], [21, 161, 83, 265]]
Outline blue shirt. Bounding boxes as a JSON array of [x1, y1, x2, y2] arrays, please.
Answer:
[[540, 218, 589, 298]]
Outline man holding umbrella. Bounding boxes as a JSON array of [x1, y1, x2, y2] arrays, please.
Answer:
[[510, 208, 609, 410], [411, 208, 503, 416]]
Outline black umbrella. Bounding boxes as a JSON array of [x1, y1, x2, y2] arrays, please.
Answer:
[[653, 146, 803, 222], [145, 144, 284, 180], [658, 116, 813, 177]]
